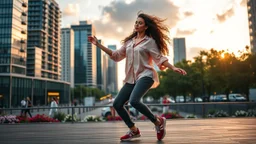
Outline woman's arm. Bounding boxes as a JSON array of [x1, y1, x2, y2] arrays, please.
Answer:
[[88, 36, 127, 62], [88, 36, 112, 56], [162, 61, 187, 75]]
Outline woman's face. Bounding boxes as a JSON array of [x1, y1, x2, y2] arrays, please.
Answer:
[[134, 17, 147, 33]]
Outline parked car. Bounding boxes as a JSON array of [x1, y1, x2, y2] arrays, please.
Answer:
[[101, 105, 138, 117], [210, 95, 227, 102], [229, 93, 246, 101], [194, 97, 203, 102]]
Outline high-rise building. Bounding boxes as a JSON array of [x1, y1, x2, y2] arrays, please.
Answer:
[[102, 53, 109, 93], [71, 21, 97, 87], [248, 0, 256, 53], [0, 0, 28, 75], [27, 0, 61, 80], [96, 40, 104, 90], [61, 28, 74, 87], [173, 38, 186, 64], [0, 0, 70, 108], [107, 45, 118, 94]]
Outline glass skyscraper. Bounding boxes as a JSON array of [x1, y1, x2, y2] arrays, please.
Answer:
[[71, 21, 97, 87]]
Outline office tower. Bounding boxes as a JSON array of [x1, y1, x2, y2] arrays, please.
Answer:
[[107, 45, 118, 94], [0, 0, 28, 75], [97, 40, 104, 90], [102, 53, 109, 93], [71, 21, 97, 87], [61, 28, 74, 87], [27, 0, 61, 80], [173, 38, 186, 64], [248, 0, 256, 53]]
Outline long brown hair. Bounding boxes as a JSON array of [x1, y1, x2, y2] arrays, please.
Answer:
[[122, 12, 170, 55]]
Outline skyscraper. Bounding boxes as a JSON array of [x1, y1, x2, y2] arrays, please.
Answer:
[[107, 45, 118, 94], [96, 40, 104, 90], [248, 0, 256, 53], [102, 53, 109, 93], [0, 0, 28, 75], [71, 21, 97, 87], [61, 28, 74, 87], [27, 0, 61, 80], [0, 0, 70, 108], [173, 38, 186, 64]]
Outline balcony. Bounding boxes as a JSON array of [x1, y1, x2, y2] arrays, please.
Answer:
[[22, 12, 27, 16], [22, 2, 27, 7], [20, 57, 25, 62], [20, 39, 26, 43], [21, 20, 27, 25], [21, 29, 26, 34], [20, 48, 25, 52]]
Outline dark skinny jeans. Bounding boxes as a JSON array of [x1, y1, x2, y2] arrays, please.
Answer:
[[113, 77, 157, 128]]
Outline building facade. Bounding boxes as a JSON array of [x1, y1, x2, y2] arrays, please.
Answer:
[[0, 0, 28, 75], [61, 28, 74, 87], [107, 45, 118, 94], [96, 40, 103, 90], [27, 0, 61, 80], [0, 0, 70, 108], [173, 38, 186, 64], [71, 21, 97, 87], [248, 0, 256, 53]]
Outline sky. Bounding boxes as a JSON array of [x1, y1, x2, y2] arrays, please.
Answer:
[[55, 0, 249, 90]]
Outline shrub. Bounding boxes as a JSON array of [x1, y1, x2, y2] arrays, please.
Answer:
[[0, 115, 19, 124], [29, 114, 59, 122], [82, 115, 102, 122], [214, 110, 229, 117], [246, 109, 256, 117], [161, 112, 183, 119], [104, 115, 122, 121], [151, 107, 158, 112], [235, 110, 248, 117], [53, 111, 66, 122], [186, 114, 197, 119], [64, 113, 79, 122]]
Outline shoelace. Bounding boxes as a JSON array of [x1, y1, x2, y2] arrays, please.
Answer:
[[127, 130, 136, 136], [154, 124, 163, 133]]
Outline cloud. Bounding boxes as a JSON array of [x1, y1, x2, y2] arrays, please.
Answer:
[[63, 4, 80, 17], [176, 28, 196, 36], [94, 0, 180, 41], [216, 6, 235, 23], [183, 11, 193, 17]]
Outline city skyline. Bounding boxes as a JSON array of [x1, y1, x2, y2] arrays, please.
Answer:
[[56, 0, 249, 90]]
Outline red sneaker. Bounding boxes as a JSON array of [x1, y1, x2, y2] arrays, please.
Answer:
[[120, 128, 141, 141], [155, 117, 166, 141]]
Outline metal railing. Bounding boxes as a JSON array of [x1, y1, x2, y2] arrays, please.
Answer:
[[0, 102, 255, 123]]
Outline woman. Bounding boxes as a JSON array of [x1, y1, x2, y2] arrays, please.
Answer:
[[25, 97, 32, 118], [88, 12, 187, 141], [49, 97, 58, 117]]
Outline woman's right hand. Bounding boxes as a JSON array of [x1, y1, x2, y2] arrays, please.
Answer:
[[88, 36, 98, 45]]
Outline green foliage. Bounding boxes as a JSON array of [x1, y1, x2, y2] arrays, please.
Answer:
[[71, 86, 106, 101], [53, 111, 66, 122], [146, 47, 256, 101]]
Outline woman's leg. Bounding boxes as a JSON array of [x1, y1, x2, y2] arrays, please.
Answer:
[[113, 83, 135, 128], [129, 77, 157, 123]]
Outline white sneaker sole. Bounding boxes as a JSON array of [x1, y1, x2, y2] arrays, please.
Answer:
[[120, 134, 141, 141]]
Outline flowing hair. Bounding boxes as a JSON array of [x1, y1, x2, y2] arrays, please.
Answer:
[[122, 12, 170, 55]]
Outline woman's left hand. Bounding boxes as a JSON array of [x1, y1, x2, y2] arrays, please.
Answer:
[[172, 67, 187, 75]]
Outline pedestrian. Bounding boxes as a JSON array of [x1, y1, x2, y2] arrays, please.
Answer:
[[25, 97, 32, 118], [49, 97, 58, 117], [20, 98, 26, 116], [88, 11, 187, 141], [162, 95, 170, 113]]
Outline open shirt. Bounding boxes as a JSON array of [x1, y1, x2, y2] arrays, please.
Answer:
[[110, 35, 168, 88]]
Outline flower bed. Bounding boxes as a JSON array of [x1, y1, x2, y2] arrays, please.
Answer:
[[0, 115, 19, 124]]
